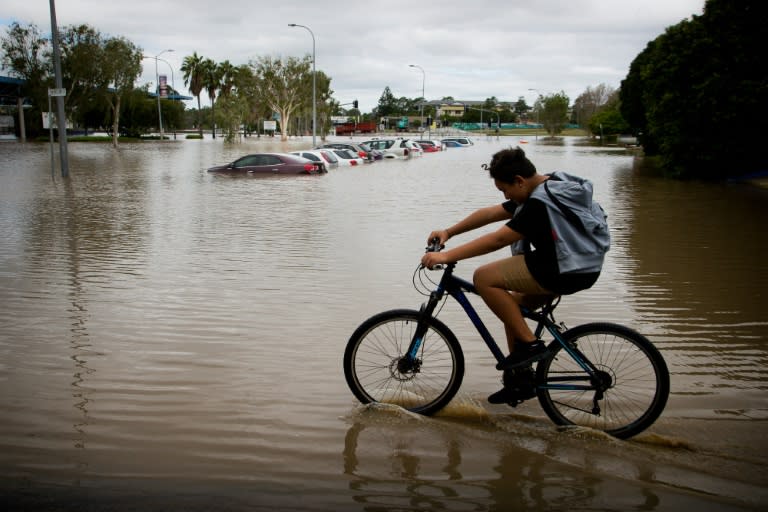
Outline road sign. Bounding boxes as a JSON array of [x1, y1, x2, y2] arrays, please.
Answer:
[[48, 88, 66, 97]]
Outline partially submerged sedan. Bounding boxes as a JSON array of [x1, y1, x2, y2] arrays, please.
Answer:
[[331, 149, 365, 166], [207, 153, 324, 175], [291, 150, 338, 171]]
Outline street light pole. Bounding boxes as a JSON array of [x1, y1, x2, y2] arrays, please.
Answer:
[[409, 64, 425, 131], [528, 88, 540, 140], [289, 24, 316, 146], [145, 49, 173, 140]]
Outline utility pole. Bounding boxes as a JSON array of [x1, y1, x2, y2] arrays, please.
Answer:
[[49, 0, 69, 177]]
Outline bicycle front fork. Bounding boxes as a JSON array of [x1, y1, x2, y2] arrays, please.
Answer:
[[403, 292, 442, 368]]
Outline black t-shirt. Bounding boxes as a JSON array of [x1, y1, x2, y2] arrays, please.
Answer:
[[503, 198, 599, 295]]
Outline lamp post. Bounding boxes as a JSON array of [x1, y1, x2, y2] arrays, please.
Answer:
[[145, 49, 173, 139], [409, 64, 425, 131], [289, 24, 316, 146], [528, 88, 540, 140]]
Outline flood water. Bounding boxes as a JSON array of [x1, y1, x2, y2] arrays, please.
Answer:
[[1, 135, 767, 511]]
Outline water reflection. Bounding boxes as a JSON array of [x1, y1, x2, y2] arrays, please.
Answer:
[[341, 405, 759, 511], [607, 159, 768, 419]]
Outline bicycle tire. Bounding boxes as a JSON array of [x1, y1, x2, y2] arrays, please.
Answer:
[[536, 322, 669, 439], [343, 309, 464, 416]]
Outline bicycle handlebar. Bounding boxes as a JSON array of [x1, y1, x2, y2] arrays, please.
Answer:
[[425, 237, 444, 253], [421, 237, 446, 271]]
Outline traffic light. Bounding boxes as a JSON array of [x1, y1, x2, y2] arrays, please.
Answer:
[[353, 100, 358, 109]]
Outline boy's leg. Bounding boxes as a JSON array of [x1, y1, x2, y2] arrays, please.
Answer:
[[473, 258, 537, 350]]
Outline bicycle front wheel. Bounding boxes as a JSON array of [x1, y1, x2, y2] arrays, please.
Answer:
[[343, 309, 464, 416], [536, 322, 670, 439]]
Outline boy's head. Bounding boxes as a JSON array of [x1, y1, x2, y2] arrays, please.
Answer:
[[484, 147, 537, 183]]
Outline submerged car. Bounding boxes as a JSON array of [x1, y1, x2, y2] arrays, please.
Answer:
[[318, 142, 381, 162], [416, 139, 444, 152], [207, 153, 324, 175], [441, 136, 473, 147], [290, 150, 337, 171], [362, 138, 421, 159], [331, 149, 365, 166]]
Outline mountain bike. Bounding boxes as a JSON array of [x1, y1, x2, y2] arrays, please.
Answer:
[[343, 240, 670, 439]]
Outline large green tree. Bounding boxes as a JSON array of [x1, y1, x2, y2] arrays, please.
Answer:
[[249, 55, 312, 142], [513, 96, 531, 119], [537, 92, 570, 136], [620, 0, 767, 179], [99, 37, 143, 147], [374, 86, 397, 118], [1, 22, 51, 135], [215, 63, 252, 142], [59, 24, 104, 128]]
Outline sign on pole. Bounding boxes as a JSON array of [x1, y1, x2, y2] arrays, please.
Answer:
[[159, 75, 168, 98], [48, 88, 66, 97]]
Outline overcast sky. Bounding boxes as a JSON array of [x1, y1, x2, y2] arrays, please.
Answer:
[[3, 0, 705, 111]]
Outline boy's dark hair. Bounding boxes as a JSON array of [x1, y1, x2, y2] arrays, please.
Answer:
[[483, 147, 537, 183]]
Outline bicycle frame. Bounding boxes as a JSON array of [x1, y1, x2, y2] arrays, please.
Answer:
[[407, 263, 605, 394]]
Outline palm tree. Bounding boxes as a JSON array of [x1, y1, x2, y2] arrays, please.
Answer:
[[218, 60, 235, 98], [201, 58, 221, 139], [181, 52, 205, 137]]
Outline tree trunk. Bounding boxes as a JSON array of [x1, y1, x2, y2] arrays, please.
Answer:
[[280, 111, 289, 142], [211, 98, 216, 139], [111, 96, 121, 148], [197, 95, 203, 137]]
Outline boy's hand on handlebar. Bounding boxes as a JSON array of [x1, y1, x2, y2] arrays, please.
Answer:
[[426, 229, 450, 246], [421, 251, 448, 269]]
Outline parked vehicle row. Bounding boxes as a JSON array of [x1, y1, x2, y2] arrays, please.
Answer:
[[206, 137, 473, 175]]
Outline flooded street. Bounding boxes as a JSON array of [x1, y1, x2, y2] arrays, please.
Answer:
[[1, 136, 766, 511]]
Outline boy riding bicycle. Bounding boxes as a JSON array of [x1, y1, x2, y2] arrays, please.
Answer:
[[421, 147, 610, 405]]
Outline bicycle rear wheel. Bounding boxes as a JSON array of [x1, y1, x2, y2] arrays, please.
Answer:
[[343, 309, 464, 416], [536, 322, 669, 439]]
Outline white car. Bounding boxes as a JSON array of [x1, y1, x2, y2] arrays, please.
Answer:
[[331, 149, 365, 166], [291, 150, 338, 170], [362, 138, 422, 159]]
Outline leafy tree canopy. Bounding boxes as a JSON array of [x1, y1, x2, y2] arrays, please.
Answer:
[[620, 0, 767, 179], [538, 92, 569, 136]]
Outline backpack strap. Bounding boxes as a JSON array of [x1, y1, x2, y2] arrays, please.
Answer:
[[544, 180, 587, 235]]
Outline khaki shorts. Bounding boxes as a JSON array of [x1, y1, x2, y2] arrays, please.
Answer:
[[497, 255, 555, 309]]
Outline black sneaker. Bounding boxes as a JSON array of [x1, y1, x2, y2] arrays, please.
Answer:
[[487, 381, 537, 406], [488, 386, 517, 404], [495, 341, 548, 370]]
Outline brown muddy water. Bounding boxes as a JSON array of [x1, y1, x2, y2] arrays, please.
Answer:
[[1, 135, 766, 511]]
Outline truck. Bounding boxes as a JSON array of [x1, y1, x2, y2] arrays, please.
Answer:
[[334, 121, 377, 136]]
